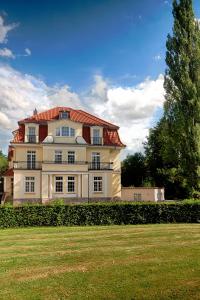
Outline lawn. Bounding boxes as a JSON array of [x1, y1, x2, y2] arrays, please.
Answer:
[[0, 225, 199, 300]]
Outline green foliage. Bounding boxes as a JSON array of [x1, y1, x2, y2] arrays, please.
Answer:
[[0, 151, 8, 176], [164, 0, 200, 196], [121, 153, 149, 187], [0, 202, 199, 228], [145, 0, 200, 199]]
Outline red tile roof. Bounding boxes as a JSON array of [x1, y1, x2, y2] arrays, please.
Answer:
[[19, 107, 119, 129], [12, 107, 125, 147]]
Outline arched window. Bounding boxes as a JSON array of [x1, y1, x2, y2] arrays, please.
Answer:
[[56, 126, 75, 137]]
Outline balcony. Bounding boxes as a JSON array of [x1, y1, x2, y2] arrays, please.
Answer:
[[88, 162, 113, 170], [91, 137, 103, 145], [43, 161, 87, 165], [25, 135, 38, 143], [13, 161, 42, 170], [13, 161, 113, 171]]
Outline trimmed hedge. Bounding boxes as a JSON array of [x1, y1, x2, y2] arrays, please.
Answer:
[[0, 202, 200, 228]]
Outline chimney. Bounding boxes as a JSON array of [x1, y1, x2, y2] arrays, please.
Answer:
[[33, 108, 38, 115]]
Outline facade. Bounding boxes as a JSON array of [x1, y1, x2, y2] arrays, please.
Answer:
[[121, 187, 165, 202], [4, 107, 125, 205]]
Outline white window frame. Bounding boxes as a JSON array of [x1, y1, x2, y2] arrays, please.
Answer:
[[68, 151, 75, 164], [55, 150, 62, 163], [92, 152, 100, 169], [67, 176, 75, 193], [55, 176, 63, 193], [25, 177, 35, 193], [27, 151, 36, 169], [55, 126, 75, 137], [93, 176, 103, 192], [60, 111, 69, 119]]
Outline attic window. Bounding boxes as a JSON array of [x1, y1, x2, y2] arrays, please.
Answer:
[[59, 111, 70, 119]]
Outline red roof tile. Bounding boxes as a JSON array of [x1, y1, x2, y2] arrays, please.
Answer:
[[12, 107, 125, 147], [19, 107, 119, 129]]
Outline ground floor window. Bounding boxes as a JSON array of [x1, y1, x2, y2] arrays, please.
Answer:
[[55, 176, 63, 192], [134, 193, 142, 201], [67, 176, 75, 192], [93, 176, 103, 192], [25, 177, 35, 193]]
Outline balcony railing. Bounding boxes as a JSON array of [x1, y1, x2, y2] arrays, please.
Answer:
[[91, 137, 102, 145], [43, 161, 88, 165], [25, 135, 38, 143], [13, 161, 113, 170], [88, 162, 113, 170], [13, 161, 42, 170]]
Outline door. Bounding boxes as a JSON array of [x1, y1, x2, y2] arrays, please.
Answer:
[[92, 152, 100, 170], [27, 151, 36, 169]]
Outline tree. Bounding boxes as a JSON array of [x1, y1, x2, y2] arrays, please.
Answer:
[[145, 118, 189, 199], [163, 0, 200, 197], [121, 153, 147, 187], [0, 151, 8, 176]]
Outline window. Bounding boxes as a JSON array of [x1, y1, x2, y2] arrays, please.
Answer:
[[28, 127, 36, 143], [62, 126, 69, 136], [28, 127, 35, 135], [93, 176, 102, 192], [134, 193, 142, 201], [92, 152, 100, 169], [93, 128, 101, 145], [27, 151, 36, 169], [56, 128, 60, 136], [60, 111, 69, 119], [68, 151, 75, 164], [56, 126, 75, 137], [55, 150, 62, 163], [25, 177, 35, 193], [67, 176, 75, 192], [55, 176, 63, 192]]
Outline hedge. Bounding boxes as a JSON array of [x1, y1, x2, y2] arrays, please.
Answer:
[[0, 202, 200, 228]]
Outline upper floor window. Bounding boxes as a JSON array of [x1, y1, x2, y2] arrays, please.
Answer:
[[68, 151, 75, 164], [56, 126, 75, 137], [92, 128, 102, 145], [55, 150, 62, 163], [59, 111, 70, 119], [28, 127, 36, 143]]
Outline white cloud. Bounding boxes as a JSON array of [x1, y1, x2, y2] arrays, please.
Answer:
[[0, 65, 82, 152], [154, 55, 162, 61], [0, 47, 15, 58], [24, 48, 31, 56], [0, 15, 18, 44], [0, 65, 165, 157], [87, 74, 165, 155]]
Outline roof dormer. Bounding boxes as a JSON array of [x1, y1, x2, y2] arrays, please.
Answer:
[[59, 110, 70, 120]]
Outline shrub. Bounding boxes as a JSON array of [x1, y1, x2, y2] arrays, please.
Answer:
[[0, 202, 199, 228]]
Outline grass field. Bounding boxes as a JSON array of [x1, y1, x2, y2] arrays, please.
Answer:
[[0, 224, 199, 300]]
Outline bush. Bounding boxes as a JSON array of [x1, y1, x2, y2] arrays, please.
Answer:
[[0, 202, 199, 228]]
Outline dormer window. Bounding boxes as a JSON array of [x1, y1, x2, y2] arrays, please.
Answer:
[[59, 111, 70, 119], [56, 126, 75, 137]]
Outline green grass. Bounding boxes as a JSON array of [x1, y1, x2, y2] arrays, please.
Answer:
[[0, 225, 199, 300]]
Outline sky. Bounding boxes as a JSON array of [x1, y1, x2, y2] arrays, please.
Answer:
[[0, 0, 199, 157]]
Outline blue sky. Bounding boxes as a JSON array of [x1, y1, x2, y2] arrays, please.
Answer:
[[0, 0, 199, 155]]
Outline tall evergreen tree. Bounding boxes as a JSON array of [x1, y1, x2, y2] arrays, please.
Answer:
[[164, 0, 200, 196]]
